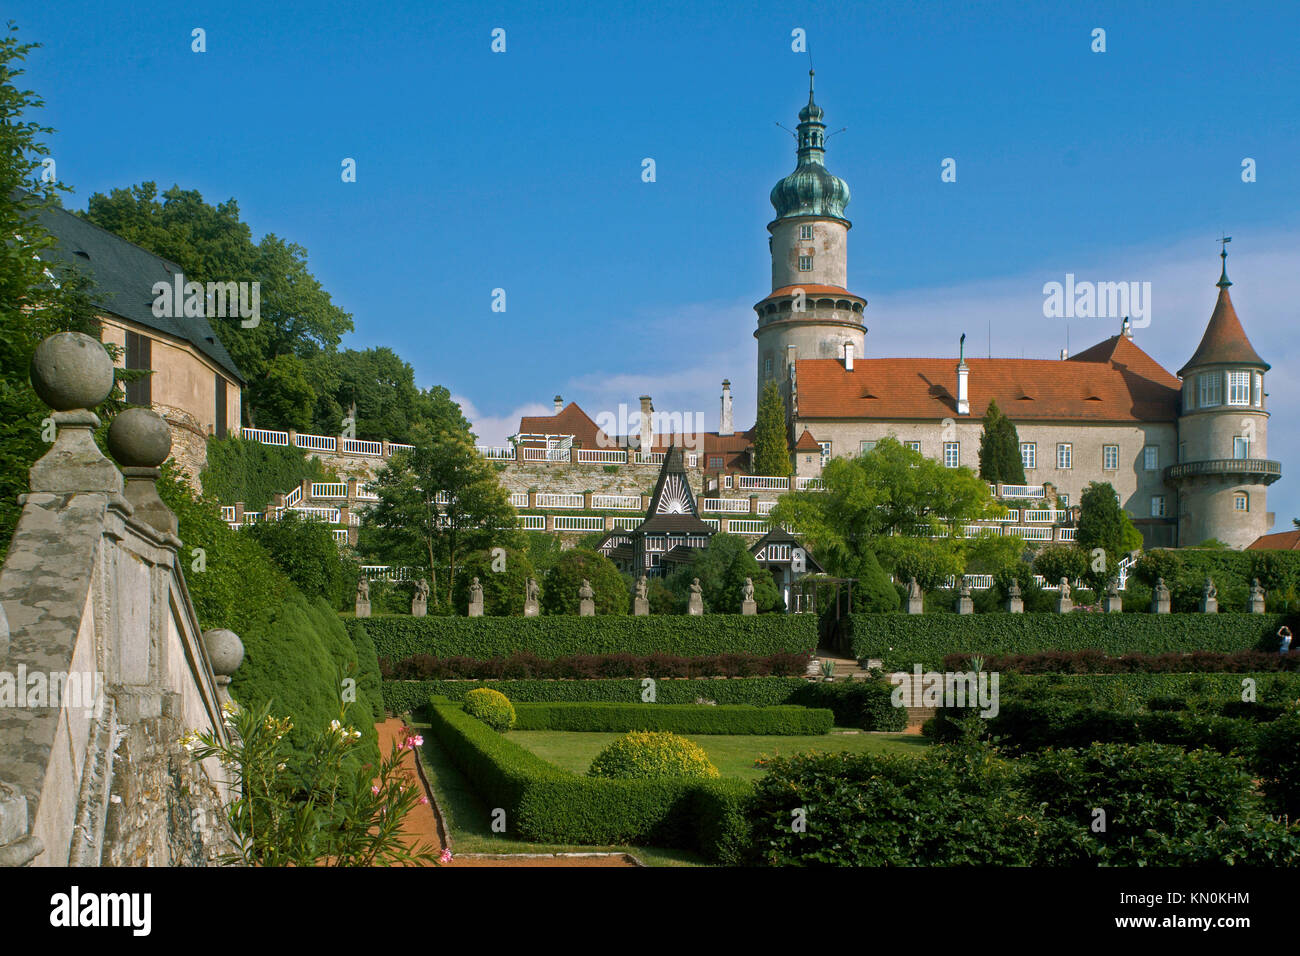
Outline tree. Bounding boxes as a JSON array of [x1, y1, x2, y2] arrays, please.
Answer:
[[248, 510, 357, 610], [365, 423, 519, 605], [753, 381, 791, 477], [846, 548, 900, 612], [1033, 544, 1089, 587], [977, 400, 1025, 485], [541, 549, 628, 615], [1076, 481, 1143, 588], [664, 534, 781, 613], [452, 547, 536, 616]]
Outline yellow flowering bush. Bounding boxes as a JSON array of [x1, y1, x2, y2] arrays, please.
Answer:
[[588, 731, 720, 780], [463, 687, 516, 732]]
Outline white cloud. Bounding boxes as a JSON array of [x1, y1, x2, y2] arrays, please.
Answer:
[[453, 394, 550, 447]]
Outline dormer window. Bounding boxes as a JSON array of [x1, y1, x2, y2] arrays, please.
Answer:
[[1227, 370, 1250, 405]]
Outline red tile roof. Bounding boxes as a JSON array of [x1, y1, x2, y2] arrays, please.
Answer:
[[757, 284, 865, 305], [1248, 530, 1300, 551], [795, 336, 1180, 423], [794, 428, 821, 451], [516, 402, 608, 447], [1178, 285, 1268, 376]]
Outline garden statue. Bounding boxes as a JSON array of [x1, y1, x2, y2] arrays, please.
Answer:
[[1201, 576, 1218, 614], [524, 577, 540, 617], [412, 578, 429, 618], [355, 576, 371, 619], [1055, 577, 1073, 614], [633, 574, 650, 616], [1249, 578, 1267, 614], [1152, 576, 1171, 614], [906, 576, 924, 615], [1005, 577, 1023, 614], [688, 577, 704, 616], [1103, 577, 1122, 613], [741, 576, 757, 616], [956, 580, 973, 615], [578, 578, 596, 616], [468, 576, 485, 617]]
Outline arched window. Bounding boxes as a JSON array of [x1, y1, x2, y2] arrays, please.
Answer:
[[1234, 493, 1249, 512]]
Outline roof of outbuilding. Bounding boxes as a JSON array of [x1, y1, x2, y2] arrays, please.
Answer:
[[517, 402, 609, 447], [1247, 530, 1300, 551], [33, 201, 245, 383]]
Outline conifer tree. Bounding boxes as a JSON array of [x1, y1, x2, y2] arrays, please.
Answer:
[[977, 400, 1025, 485], [753, 381, 792, 477]]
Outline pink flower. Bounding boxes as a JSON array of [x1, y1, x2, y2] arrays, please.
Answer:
[[406, 734, 424, 749], [420, 796, 429, 805], [439, 849, 453, 864], [371, 784, 380, 795]]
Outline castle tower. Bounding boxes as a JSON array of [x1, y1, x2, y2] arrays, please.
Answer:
[[1169, 247, 1280, 548], [754, 71, 867, 399]]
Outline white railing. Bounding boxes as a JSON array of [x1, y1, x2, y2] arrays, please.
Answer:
[[1057, 527, 1077, 541], [523, 447, 571, 462], [508, 492, 530, 508], [635, 452, 666, 465], [478, 446, 516, 460], [348, 512, 361, 526], [536, 493, 584, 509], [291, 506, 340, 523], [518, 514, 545, 530], [296, 433, 336, 452], [962, 525, 999, 537], [576, 449, 627, 464], [727, 519, 769, 535], [242, 512, 263, 523], [219, 506, 235, 522], [554, 516, 605, 531], [341, 439, 383, 456], [1014, 526, 1053, 540], [756, 500, 778, 515], [739, 476, 789, 491], [355, 486, 379, 501], [285, 486, 303, 507], [703, 518, 720, 531], [241, 428, 288, 446], [944, 573, 995, 590], [332, 529, 350, 543], [433, 491, 452, 505], [998, 484, 1046, 499], [388, 442, 414, 455], [592, 494, 642, 510], [311, 482, 348, 499], [1023, 509, 1069, 523], [701, 498, 750, 513], [996, 510, 1020, 522], [794, 477, 824, 491], [611, 516, 640, 530], [361, 565, 413, 581]]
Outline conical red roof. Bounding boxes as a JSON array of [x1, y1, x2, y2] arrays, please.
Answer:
[[1178, 284, 1268, 376]]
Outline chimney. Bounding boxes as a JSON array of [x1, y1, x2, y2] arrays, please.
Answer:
[[956, 333, 969, 415], [844, 342, 855, 371], [553, 394, 563, 414], [639, 395, 654, 452], [1059, 348, 1069, 360], [719, 380, 734, 436], [1121, 316, 1134, 340]]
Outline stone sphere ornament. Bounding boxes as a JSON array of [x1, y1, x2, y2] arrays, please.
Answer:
[[29, 332, 116, 411], [107, 407, 172, 468], [202, 628, 245, 676]]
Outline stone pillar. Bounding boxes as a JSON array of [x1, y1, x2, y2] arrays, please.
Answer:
[[1104, 590, 1123, 613], [287, 428, 298, 451], [106, 406, 179, 535], [381, 439, 390, 458], [234, 501, 245, 524], [1249, 580, 1267, 614], [1151, 578, 1171, 614], [529, 490, 539, 509], [1006, 593, 1023, 614], [750, 495, 759, 514], [956, 587, 974, 615], [583, 491, 595, 510]]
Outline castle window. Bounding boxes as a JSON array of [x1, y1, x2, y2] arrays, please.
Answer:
[[1102, 444, 1119, 470], [724, 474, 733, 489], [1179, 442, 1186, 463], [1143, 445, 1158, 471], [1057, 443, 1072, 469], [1021, 442, 1036, 470], [125, 330, 152, 406], [1254, 372, 1263, 406], [1234, 493, 1249, 512], [1233, 436, 1250, 459], [764, 357, 773, 380], [943, 441, 959, 468], [860, 440, 877, 455], [906, 441, 921, 452], [1198, 372, 1222, 407], [1058, 494, 1069, 508], [709, 456, 724, 469], [1151, 496, 1166, 518], [798, 255, 813, 272], [1227, 371, 1251, 406], [819, 441, 832, 467], [799, 225, 813, 240]]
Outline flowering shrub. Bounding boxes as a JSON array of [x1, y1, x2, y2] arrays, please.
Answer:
[[588, 731, 720, 780], [462, 687, 516, 732], [183, 700, 441, 867]]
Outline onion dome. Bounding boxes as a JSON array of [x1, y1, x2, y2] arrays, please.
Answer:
[[770, 70, 851, 222]]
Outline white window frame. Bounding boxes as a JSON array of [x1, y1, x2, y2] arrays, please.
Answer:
[[1179, 442, 1186, 463], [1198, 372, 1222, 407], [1233, 436, 1249, 460], [1151, 495, 1166, 518], [1057, 443, 1072, 469], [723, 474, 733, 489], [1234, 493, 1249, 512], [1143, 445, 1158, 471], [1254, 372, 1263, 407], [764, 358, 773, 380], [819, 441, 832, 467], [943, 441, 959, 468], [1227, 370, 1251, 406], [1102, 444, 1119, 471], [799, 224, 813, 240], [860, 440, 877, 455], [798, 255, 813, 272], [1020, 442, 1036, 470], [906, 441, 922, 452]]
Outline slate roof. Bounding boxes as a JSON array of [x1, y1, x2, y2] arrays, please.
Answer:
[[33, 201, 245, 383]]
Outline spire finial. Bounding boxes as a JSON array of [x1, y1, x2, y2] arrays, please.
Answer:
[[809, 68, 815, 99], [1218, 235, 1232, 288]]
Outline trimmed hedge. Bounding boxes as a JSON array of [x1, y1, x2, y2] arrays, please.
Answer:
[[997, 672, 1300, 709], [787, 681, 909, 732], [352, 614, 818, 661], [512, 702, 834, 735], [382, 650, 812, 680], [975, 701, 1263, 754], [845, 613, 1294, 669], [384, 677, 809, 713], [425, 698, 750, 860], [941, 648, 1300, 674]]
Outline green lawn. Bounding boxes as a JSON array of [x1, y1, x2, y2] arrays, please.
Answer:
[[511, 728, 929, 780]]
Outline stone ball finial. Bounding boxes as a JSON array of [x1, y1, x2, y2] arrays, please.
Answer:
[[202, 628, 244, 677], [107, 407, 172, 467], [29, 332, 116, 411]]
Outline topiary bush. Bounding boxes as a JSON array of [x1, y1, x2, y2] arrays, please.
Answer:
[[588, 731, 720, 780], [462, 687, 516, 732], [848, 549, 900, 613], [452, 546, 536, 616], [542, 548, 629, 615]]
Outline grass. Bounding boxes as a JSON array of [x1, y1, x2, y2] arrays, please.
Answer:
[[511, 727, 929, 780], [406, 716, 706, 867]]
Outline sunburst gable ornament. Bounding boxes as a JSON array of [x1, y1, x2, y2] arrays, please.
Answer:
[[656, 474, 693, 515]]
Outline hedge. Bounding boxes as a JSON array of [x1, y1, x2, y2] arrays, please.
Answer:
[[977, 701, 1263, 755], [512, 702, 834, 735], [997, 672, 1300, 709], [941, 648, 1300, 674], [352, 614, 818, 661], [383, 677, 810, 714], [425, 698, 750, 861], [787, 681, 909, 732], [382, 650, 812, 680], [845, 613, 1294, 669]]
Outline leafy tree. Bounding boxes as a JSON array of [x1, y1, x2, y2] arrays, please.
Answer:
[[977, 400, 1025, 485], [365, 423, 519, 605], [452, 547, 536, 616], [664, 534, 781, 613], [1033, 544, 1089, 587], [1076, 481, 1143, 587], [541, 548, 628, 615], [308, 347, 439, 443], [249, 510, 358, 610], [875, 536, 965, 592], [753, 382, 791, 477]]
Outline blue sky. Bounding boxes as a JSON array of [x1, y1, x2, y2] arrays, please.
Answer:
[[13, 0, 1300, 524]]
